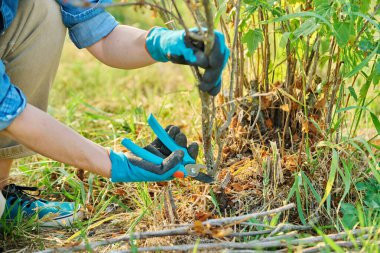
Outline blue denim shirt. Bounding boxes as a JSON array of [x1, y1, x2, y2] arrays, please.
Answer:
[[0, 0, 118, 130]]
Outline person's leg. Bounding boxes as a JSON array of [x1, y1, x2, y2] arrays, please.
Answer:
[[0, 0, 66, 160], [0, 0, 66, 185], [0, 159, 12, 189], [0, 0, 81, 227]]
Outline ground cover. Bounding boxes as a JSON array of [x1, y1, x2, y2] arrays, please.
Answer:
[[1, 0, 380, 252]]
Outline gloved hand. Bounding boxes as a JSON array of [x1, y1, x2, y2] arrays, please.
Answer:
[[110, 125, 199, 182], [145, 27, 230, 96]]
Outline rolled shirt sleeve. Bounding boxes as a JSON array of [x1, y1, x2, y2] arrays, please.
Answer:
[[0, 60, 27, 131], [58, 0, 119, 49]]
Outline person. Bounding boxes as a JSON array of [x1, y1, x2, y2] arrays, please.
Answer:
[[0, 0, 229, 227]]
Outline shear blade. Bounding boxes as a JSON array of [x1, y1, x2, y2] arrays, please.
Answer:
[[192, 172, 214, 183]]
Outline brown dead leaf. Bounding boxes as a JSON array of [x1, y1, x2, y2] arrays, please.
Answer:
[[273, 81, 282, 87], [193, 220, 212, 235], [309, 122, 319, 135], [86, 204, 95, 214], [284, 155, 298, 172], [230, 183, 244, 192], [261, 96, 272, 109], [212, 227, 233, 238], [114, 188, 127, 196], [223, 145, 231, 155], [195, 211, 212, 222], [230, 116, 238, 128], [302, 119, 309, 133], [265, 119, 273, 129], [295, 76, 303, 89], [193, 220, 206, 234], [280, 104, 290, 112], [291, 101, 299, 111], [217, 92, 225, 105], [315, 94, 326, 110], [237, 125, 245, 134]]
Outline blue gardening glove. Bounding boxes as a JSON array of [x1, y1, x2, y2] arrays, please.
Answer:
[[145, 27, 230, 96], [110, 125, 199, 182]]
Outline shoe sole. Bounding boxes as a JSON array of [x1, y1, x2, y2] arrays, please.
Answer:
[[1, 207, 83, 228], [40, 210, 83, 228]]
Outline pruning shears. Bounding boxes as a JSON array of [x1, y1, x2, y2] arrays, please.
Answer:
[[121, 114, 214, 183]]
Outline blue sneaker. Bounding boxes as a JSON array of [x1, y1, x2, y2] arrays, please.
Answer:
[[1, 184, 82, 227]]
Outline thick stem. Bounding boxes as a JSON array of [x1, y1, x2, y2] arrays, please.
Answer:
[[193, 0, 217, 175]]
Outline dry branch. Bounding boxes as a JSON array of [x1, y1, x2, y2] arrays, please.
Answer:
[[36, 204, 295, 253], [108, 229, 370, 252]]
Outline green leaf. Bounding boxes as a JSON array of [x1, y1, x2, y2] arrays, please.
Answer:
[[341, 203, 357, 215], [296, 185, 307, 224], [345, 42, 380, 78], [214, 0, 228, 24], [315, 0, 333, 17], [348, 87, 358, 102], [360, 1, 370, 13], [342, 212, 358, 229], [373, 59, 380, 85], [370, 112, 380, 135], [242, 28, 264, 55], [358, 39, 374, 52], [302, 172, 322, 202], [338, 159, 353, 212], [341, 203, 358, 229], [319, 149, 339, 208], [333, 22, 351, 47], [293, 18, 320, 40], [364, 193, 380, 209], [262, 12, 342, 42], [356, 182, 369, 191], [279, 32, 291, 48], [352, 12, 380, 30]]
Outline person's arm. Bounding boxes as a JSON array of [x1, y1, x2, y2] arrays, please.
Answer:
[[2, 104, 111, 178], [87, 25, 156, 69], [1, 103, 188, 183]]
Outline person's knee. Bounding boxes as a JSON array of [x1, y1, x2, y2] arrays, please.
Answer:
[[19, 0, 66, 48], [37, 0, 67, 47]]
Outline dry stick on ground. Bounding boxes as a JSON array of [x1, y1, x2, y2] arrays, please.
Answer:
[[300, 238, 378, 253], [224, 251, 282, 253], [36, 204, 296, 253], [108, 229, 371, 253]]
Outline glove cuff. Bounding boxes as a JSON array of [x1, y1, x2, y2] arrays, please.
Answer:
[[145, 27, 170, 62], [109, 149, 130, 183]]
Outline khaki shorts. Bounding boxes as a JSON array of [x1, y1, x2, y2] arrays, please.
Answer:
[[0, 191, 4, 217], [0, 0, 66, 159]]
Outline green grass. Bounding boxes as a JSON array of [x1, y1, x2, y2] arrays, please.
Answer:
[[1, 3, 380, 252]]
